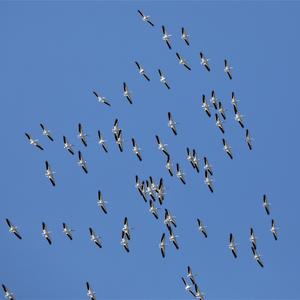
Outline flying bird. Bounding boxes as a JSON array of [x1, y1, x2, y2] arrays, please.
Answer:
[[194, 284, 205, 300], [204, 156, 213, 176], [162, 25, 172, 49], [42, 222, 52, 245], [218, 101, 227, 120], [197, 219, 208, 238], [210, 90, 218, 110], [5, 218, 22, 240], [181, 27, 190, 46], [231, 92, 239, 111], [222, 138, 233, 159], [78, 123, 87, 147], [200, 52, 210, 71], [135, 175, 147, 202], [63, 136, 74, 155], [78, 151, 88, 174], [97, 190, 108, 214], [204, 172, 214, 193], [246, 129, 253, 150], [120, 231, 130, 253], [263, 194, 270, 215], [114, 129, 124, 152], [25, 133, 44, 150], [97, 130, 108, 153], [40, 123, 54, 141], [63, 223, 73, 240], [192, 149, 200, 173], [201, 94, 211, 117], [164, 209, 176, 228], [156, 177, 165, 205], [2, 284, 15, 300], [186, 147, 195, 169], [167, 112, 177, 135], [187, 266, 196, 285], [92, 91, 111, 106], [122, 217, 131, 240], [112, 118, 120, 136], [86, 282, 96, 300], [166, 156, 174, 176], [155, 135, 169, 157], [229, 233, 237, 258], [250, 227, 257, 249], [158, 69, 170, 89], [123, 82, 133, 104], [176, 163, 186, 185], [167, 225, 179, 250], [137, 10, 154, 26], [149, 200, 159, 219], [215, 113, 225, 134], [224, 59, 233, 79], [89, 227, 102, 248], [159, 233, 166, 258], [135, 61, 150, 81], [176, 52, 191, 70], [45, 160, 56, 186], [233, 105, 245, 128], [271, 219, 278, 241], [132, 138, 142, 161], [251, 246, 264, 268]]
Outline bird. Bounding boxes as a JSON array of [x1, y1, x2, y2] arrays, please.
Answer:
[[132, 138, 142, 161], [155, 135, 169, 157], [263, 194, 270, 215], [135, 61, 150, 81], [229, 233, 237, 258], [25, 133, 44, 150], [186, 147, 195, 169], [120, 231, 130, 253], [2, 284, 15, 300], [156, 178, 165, 205], [197, 219, 208, 238], [204, 172, 214, 193], [200, 52, 210, 71], [78, 123, 87, 147], [204, 156, 213, 176], [89, 227, 102, 248], [135, 175, 147, 202], [176, 163, 186, 185], [63, 136, 75, 155], [231, 92, 239, 111], [162, 25, 172, 49], [123, 82, 133, 104], [181, 27, 190, 46], [210, 90, 218, 110], [222, 138, 233, 159], [122, 217, 131, 240], [224, 59, 233, 79], [45, 160, 56, 186], [97, 130, 108, 153], [86, 282, 96, 300], [167, 112, 177, 135], [167, 225, 179, 250], [165, 156, 174, 176], [251, 246, 264, 268], [164, 209, 177, 228], [158, 69, 170, 89], [78, 151, 88, 174], [145, 180, 156, 201], [218, 101, 227, 120], [194, 284, 205, 300], [271, 219, 278, 241], [187, 266, 196, 285], [112, 118, 120, 136], [5, 218, 22, 240], [176, 52, 191, 70], [246, 129, 253, 150], [97, 190, 108, 214], [63, 223, 73, 240], [192, 149, 200, 173], [40, 123, 54, 141], [181, 277, 193, 293], [137, 10, 154, 26], [92, 91, 111, 106], [159, 233, 166, 258], [250, 227, 257, 249], [149, 200, 159, 219], [114, 129, 124, 152], [42, 222, 52, 245], [215, 113, 225, 134], [233, 105, 245, 128], [201, 94, 211, 117]]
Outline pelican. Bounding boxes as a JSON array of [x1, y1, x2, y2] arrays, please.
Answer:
[[97, 130, 108, 153], [42, 222, 52, 245], [114, 129, 124, 152], [246, 129, 253, 150], [222, 138, 233, 159], [210, 90, 218, 110], [123, 82, 132, 104], [158, 69, 170, 89], [146, 180, 156, 201], [92, 91, 111, 106], [192, 149, 200, 173], [122, 217, 131, 240], [204, 172, 214, 193], [263, 194, 270, 215], [159, 233, 166, 258], [137, 10, 154, 26], [45, 160, 56, 186], [224, 59, 233, 79], [231, 92, 239, 110], [97, 190, 107, 214], [135, 61, 150, 81], [155, 135, 169, 157], [168, 112, 177, 135], [233, 105, 245, 128], [78, 151, 88, 174], [135, 175, 147, 202], [197, 219, 207, 238], [162, 25, 172, 49], [194, 284, 205, 300], [78, 123, 87, 147], [166, 156, 174, 176], [201, 94, 211, 117], [132, 138, 142, 161], [149, 176, 157, 192], [200, 52, 210, 71], [187, 266, 196, 285], [25, 133, 44, 150], [149, 200, 159, 219], [271, 219, 278, 241], [204, 156, 213, 176], [218, 101, 226, 120], [86, 282, 96, 300], [112, 118, 120, 136], [63, 136, 74, 155], [121, 231, 130, 253], [156, 177, 165, 205], [250, 227, 257, 249], [40, 123, 54, 141], [176, 163, 186, 185], [167, 226, 179, 250], [164, 209, 176, 228], [63, 222, 73, 240], [215, 113, 225, 134], [6, 218, 22, 240], [229, 233, 237, 258], [186, 147, 195, 169], [176, 52, 191, 70], [181, 27, 190, 46], [89, 227, 102, 248], [2, 284, 15, 300], [181, 277, 192, 292], [251, 246, 264, 268]]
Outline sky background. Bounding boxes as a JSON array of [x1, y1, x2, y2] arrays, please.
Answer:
[[1, 1, 300, 299]]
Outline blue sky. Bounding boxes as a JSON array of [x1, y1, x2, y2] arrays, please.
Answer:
[[1, 1, 300, 299]]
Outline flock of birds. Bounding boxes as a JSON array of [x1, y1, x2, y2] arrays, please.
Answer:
[[3, 9, 280, 300]]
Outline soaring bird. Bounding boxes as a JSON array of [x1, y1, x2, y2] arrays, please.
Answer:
[[210, 90, 218, 110], [132, 138, 142, 161], [246, 129, 253, 150], [176, 163, 186, 185], [63, 136, 75, 155], [62, 223, 74, 240], [78, 151, 88, 174], [176, 52, 191, 70], [229, 233, 237, 258], [222, 138, 233, 159], [97, 130, 108, 153], [92, 91, 111, 106], [158, 69, 170, 89], [197, 219, 208, 238], [181, 27, 190, 46], [5, 218, 22, 240], [120, 231, 130, 253], [233, 105, 245, 128], [45, 160, 56, 186], [201, 94, 211, 117], [159, 233, 166, 258], [42, 222, 52, 245], [162, 25, 172, 49], [25, 133, 44, 150], [78, 123, 88, 147], [167, 112, 177, 135], [263, 194, 270, 215], [123, 82, 133, 104], [224, 59, 233, 79], [156, 135, 169, 157], [137, 10, 154, 26], [200, 52, 210, 71], [135, 61, 150, 81], [40, 123, 54, 141], [166, 156, 174, 177], [251, 246, 264, 268], [215, 113, 225, 134], [89, 227, 102, 248], [2, 284, 15, 300], [271, 219, 279, 241], [97, 190, 108, 214], [86, 282, 96, 300]]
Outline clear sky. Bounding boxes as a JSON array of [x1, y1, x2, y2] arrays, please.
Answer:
[[1, 1, 300, 299]]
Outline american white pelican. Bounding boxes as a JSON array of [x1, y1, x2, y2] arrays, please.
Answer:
[[168, 112, 177, 135], [97, 130, 108, 153], [197, 219, 207, 238], [122, 217, 131, 240], [5, 218, 22, 240], [224, 59, 233, 79], [200, 52, 210, 71], [181, 277, 192, 293], [210, 90, 218, 110], [167, 225, 179, 250], [89, 227, 102, 248], [215, 113, 225, 134], [201, 94, 211, 117], [114, 129, 124, 152], [250, 227, 257, 249], [187, 266, 196, 285], [159, 233, 166, 258], [229, 233, 237, 258], [78, 123, 87, 147], [40, 123, 54, 141], [42, 222, 52, 245], [62, 222, 73, 240], [92, 91, 111, 106], [233, 105, 245, 128], [218, 101, 226, 120], [137, 10, 154, 26], [192, 149, 200, 173], [121, 231, 130, 253], [162, 25, 172, 49], [97, 190, 108, 214], [186, 147, 195, 169], [149, 200, 159, 219], [194, 284, 205, 300], [203, 156, 213, 176], [271, 219, 278, 241], [45, 160, 56, 186], [164, 209, 176, 228], [2, 284, 15, 300], [135, 175, 147, 202], [204, 172, 214, 193], [63, 135, 74, 155], [25, 133, 44, 150], [135, 61, 150, 81], [86, 282, 96, 300], [251, 246, 264, 268], [146, 180, 156, 201], [263, 194, 270, 215], [176, 163, 186, 185], [155, 135, 169, 157], [246, 129, 253, 150], [231, 92, 238, 110], [78, 151, 88, 174], [112, 118, 120, 136], [156, 177, 165, 205], [166, 156, 174, 176], [176, 52, 191, 70], [132, 138, 142, 161], [123, 82, 132, 104], [222, 138, 233, 159], [158, 69, 170, 89], [181, 27, 190, 46]]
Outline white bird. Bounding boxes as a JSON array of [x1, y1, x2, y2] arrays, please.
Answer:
[[200, 52, 210, 71], [201, 94, 211, 117], [186, 147, 195, 169], [194, 284, 205, 300], [222, 138, 233, 159], [149, 199, 159, 219], [86, 282, 96, 300], [97, 190, 108, 214], [78, 151, 88, 174], [135, 175, 147, 202], [135, 61, 150, 81], [6, 218, 22, 240], [250, 227, 257, 249], [229, 233, 237, 258], [263, 194, 270, 215], [159, 233, 166, 258], [92, 91, 111, 106], [123, 82, 132, 104], [176, 163, 186, 185], [204, 172, 214, 193], [156, 177, 165, 205], [231, 92, 239, 110], [215, 113, 225, 134], [167, 226, 179, 250], [25, 132, 44, 150], [158, 69, 170, 89], [40, 123, 54, 141], [166, 156, 174, 177], [120, 231, 130, 253], [122, 217, 131, 240], [164, 209, 177, 228], [168, 112, 177, 135], [246, 129, 253, 150], [181, 27, 190, 46], [78, 123, 87, 147], [162, 25, 172, 49], [2, 284, 15, 300], [155, 135, 169, 157], [63, 135, 74, 155], [112, 118, 120, 136], [97, 130, 108, 153], [224, 59, 233, 80], [233, 105, 245, 128], [271, 219, 278, 241], [181, 277, 192, 293], [137, 10, 154, 26], [42, 222, 52, 245], [114, 129, 124, 152], [251, 246, 264, 268], [204, 156, 213, 176], [191, 149, 200, 173], [89, 227, 102, 248], [218, 101, 227, 120], [176, 52, 191, 70], [132, 138, 142, 161], [45, 160, 56, 186], [187, 266, 196, 285], [63, 222, 73, 240], [210, 90, 218, 110], [197, 219, 207, 238]]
